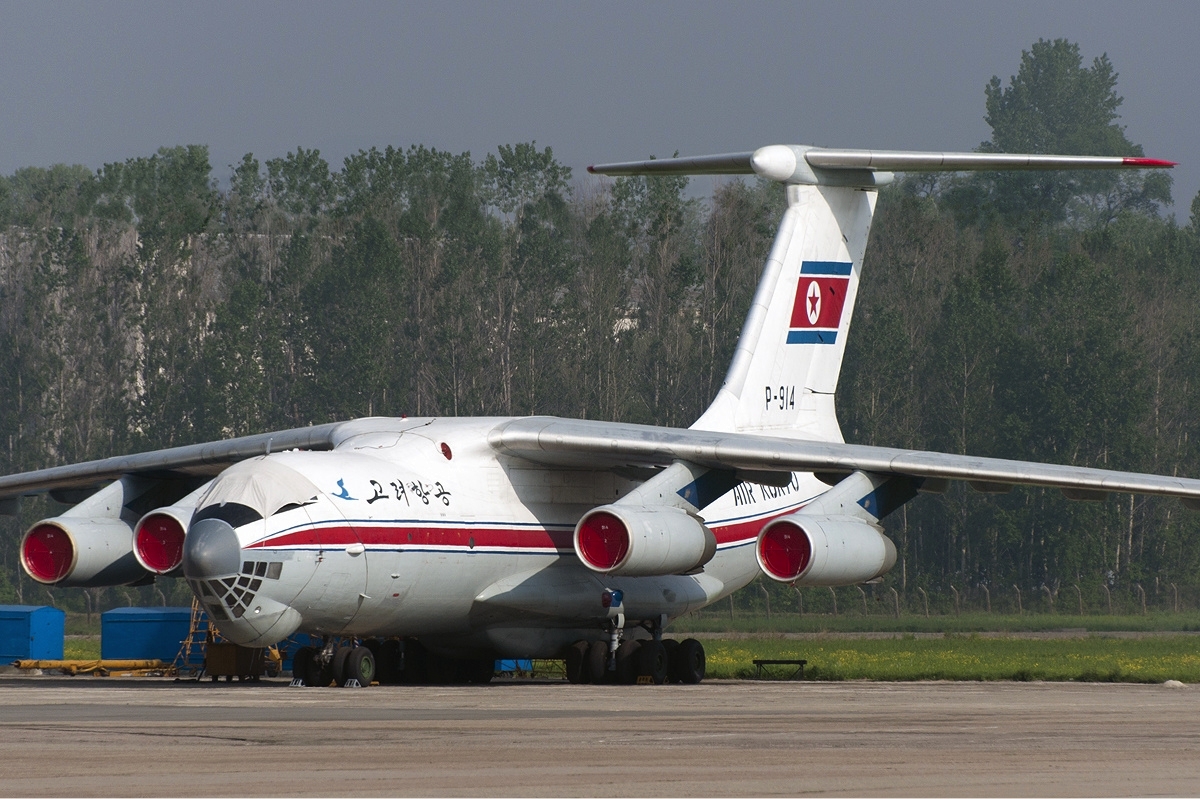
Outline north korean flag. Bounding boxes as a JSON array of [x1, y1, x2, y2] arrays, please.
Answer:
[[787, 261, 851, 344]]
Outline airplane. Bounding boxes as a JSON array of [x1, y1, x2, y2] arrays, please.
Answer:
[[4, 144, 1190, 687]]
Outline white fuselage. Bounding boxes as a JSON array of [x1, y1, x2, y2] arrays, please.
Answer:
[[189, 417, 822, 657]]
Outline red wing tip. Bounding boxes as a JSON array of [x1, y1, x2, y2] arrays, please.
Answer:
[[586, 165, 597, 173], [1123, 157, 1177, 167]]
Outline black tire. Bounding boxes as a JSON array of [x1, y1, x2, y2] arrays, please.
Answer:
[[332, 646, 352, 686], [674, 638, 706, 684], [615, 639, 641, 685], [637, 640, 669, 685], [344, 646, 376, 686], [565, 640, 590, 684], [661, 639, 681, 683], [586, 640, 609, 684], [293, 646, 314, 684]]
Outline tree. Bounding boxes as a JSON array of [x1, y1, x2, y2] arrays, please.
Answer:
[[266, 147, 332, 226], [959, 39, 1171, 226]]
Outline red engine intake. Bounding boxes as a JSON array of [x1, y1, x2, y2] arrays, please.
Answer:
[[19, 516, 146, 587], [757, 519, 813, 582], [576, 511, 630, 571], [574, 504, 716, 577], [756, 514, 897, 586], [21, 523, 76, 584], [134, 512, 188, 575]]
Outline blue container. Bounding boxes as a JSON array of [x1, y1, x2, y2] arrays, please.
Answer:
[[101, 607, 193, 662], [0, 605, 65, 662], [495, 659, 533, 674]]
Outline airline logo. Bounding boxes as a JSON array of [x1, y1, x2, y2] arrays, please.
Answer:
[[787, 261, 851, 344]]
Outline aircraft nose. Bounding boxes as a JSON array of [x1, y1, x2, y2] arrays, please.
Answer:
[[183, 518, 242, 579]]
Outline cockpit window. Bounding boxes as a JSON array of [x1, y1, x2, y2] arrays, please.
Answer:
[[197, 456, 323, 518], [192, 502, 263, 528], [272, 500, 317, 516]]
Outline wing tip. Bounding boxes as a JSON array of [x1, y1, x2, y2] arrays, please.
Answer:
[[1123, 157, 1177, 167]]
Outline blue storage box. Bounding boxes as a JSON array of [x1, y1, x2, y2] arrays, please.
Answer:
[[101, 607, 193, 661], [0, 605, 65, 662]]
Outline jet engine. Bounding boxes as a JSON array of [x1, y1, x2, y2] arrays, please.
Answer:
[[132, 506, 190, 577], [755, 514, 896, 586], [574, 504, 717, 577], [21, 515, 146, 588]]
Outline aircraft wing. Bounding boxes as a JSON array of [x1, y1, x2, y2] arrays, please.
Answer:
[[488, 417, 1200, 509], [0, 423, 346, 501], [6, 413, 1199, 510]]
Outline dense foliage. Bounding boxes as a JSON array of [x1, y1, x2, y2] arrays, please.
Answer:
[[1, 40, 1198, 617]]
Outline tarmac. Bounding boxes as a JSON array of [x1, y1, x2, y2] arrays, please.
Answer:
[[1, 677, 1198, 796]]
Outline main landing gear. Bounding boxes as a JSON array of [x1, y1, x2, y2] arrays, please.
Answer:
[[292, 638, 495, 687], [563, 618, 706, 686]]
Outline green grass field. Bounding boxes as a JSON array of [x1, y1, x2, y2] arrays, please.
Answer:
[[672, 610, 1200, 635], [700, 634, 1200, 682], [62, 638, 101, 660]]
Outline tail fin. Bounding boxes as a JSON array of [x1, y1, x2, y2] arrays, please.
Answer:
[[692, 181, 876, 439], [589, 145, 1175, 440]]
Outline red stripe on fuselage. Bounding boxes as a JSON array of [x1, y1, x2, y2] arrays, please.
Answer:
[[246, 504, 804, 552]]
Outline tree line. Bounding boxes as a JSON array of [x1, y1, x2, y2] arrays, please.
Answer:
[[2, 39, 1199, 615]]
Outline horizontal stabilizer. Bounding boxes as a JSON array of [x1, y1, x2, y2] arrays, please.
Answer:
[[589, 145, 1175, 187], [806, 150, 1176, 172]]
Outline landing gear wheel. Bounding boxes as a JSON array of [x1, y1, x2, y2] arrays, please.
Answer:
[[332, 646, 353, 686], [585, 640, 609, 684], [615, 639, 641, 685], [289, 643, 309, 681], [674, 638, 705, 684], [661, 639, 681, 683], [344, 646, 376, 686], [565, 640, 590, 684], [293, 646, 314, 684], [637, 640, 669, 685]]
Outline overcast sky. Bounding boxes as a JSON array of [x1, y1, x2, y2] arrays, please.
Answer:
[[2, 0, 1197, 214]]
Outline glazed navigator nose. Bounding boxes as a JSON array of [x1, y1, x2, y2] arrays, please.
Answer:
[[183, 518, 241, 579]]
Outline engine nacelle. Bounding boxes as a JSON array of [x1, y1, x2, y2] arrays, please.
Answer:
[[133, 507, 190, 576], [574, 504, 717, 577], [21, 517, 147, 587], [756, 514, 897, 586]]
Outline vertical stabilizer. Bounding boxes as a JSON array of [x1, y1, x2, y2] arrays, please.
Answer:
[[690, 182, 875, 439]]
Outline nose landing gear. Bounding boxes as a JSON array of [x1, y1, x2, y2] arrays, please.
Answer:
[[292, 642, 376, 687]]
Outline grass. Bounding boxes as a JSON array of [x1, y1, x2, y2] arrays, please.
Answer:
[[62, 637, 100, 660], [700, 634, 1200, 682], [672, 610, 1200, 635]]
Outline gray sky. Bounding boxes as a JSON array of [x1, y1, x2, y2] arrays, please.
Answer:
[[2, 0, 1197, 215]]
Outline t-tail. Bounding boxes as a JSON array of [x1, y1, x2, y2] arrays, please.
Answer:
[[590, 146, 1174, 441]]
